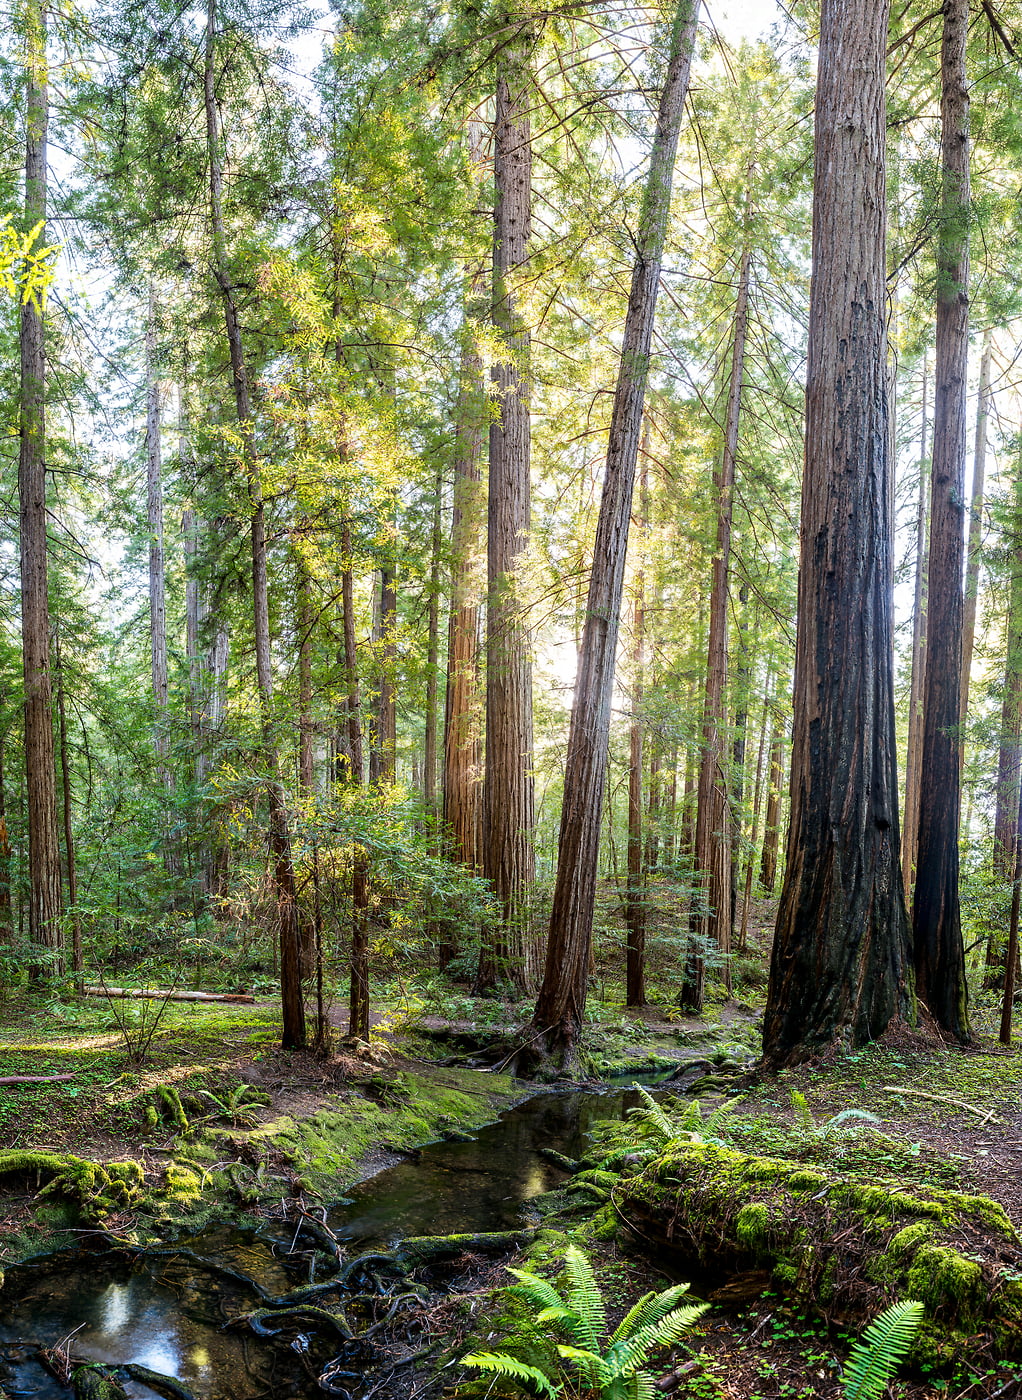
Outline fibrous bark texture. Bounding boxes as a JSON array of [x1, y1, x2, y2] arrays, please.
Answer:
[[901, 362, 929, 900], [480, 38, 536, 991], [19, 0, 63, 966], [763, 0, 913, 1066], [532, 0, 699, 1057], [912, 0, 971, 1045]]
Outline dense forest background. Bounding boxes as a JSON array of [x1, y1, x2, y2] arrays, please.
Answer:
[[2, 0, 1020, 1062]]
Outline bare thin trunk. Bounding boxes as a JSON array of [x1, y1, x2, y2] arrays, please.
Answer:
[[377, 566, 397, 783], [54, 630, 80, 977], [912, 0, 971, 1044], [341, 521, 364, 784], [532, 0, 699, 1058], [759, 720, 782, 893], [0, 718, 11, 942], [297, 558, 314, 795], [625, 452, 649, 1008], [205, 0, 304, 1046], [739, 679, 771, 951], [424, 466, 442, 812], [146, 294, 170, 785]]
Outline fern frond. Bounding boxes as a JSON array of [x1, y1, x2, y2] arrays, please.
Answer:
[[507, 1267, 564, 1315], [821, 1108, 881, 1137], [609, 1284, 693, 1344], [680, 1099, 704, 1131], [791, 1089, 815, 1133], [460, 1350, 558, 1398], [556, 1342, 610, 1387], [841, 1299, 925, 1400], [629, 1372, 657, 1400], [562, 1244, 607, 1349], [626, 1085, 679, 1144], [535, 1304, 579, 1327], [611, 1303, 709, 1379], [704, 1096, 742, 1131]]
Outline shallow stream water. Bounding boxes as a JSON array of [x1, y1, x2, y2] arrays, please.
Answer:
[[0, 1081, 661, 1399]]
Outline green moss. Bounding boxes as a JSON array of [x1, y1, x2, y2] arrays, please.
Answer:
[[907, 1245, 984, 1315], [735, 1203, 770, 1251], [163, 1163, 202, 1203]]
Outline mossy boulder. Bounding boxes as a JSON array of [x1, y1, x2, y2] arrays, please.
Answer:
[[0, 1152, 144, 1223], [617, 1140, 1022, 1362]]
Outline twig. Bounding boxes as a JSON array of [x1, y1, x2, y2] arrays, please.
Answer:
[[879, 1085, 1005, 1124]]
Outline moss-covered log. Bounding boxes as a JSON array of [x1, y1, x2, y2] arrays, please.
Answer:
[[71, 1366, 128, 1400], [0, 1152, 144, 1222], [616, 1141, 1022, 1363], [122, 1366, 196, 1400], [398, 1229, 535, 1266]]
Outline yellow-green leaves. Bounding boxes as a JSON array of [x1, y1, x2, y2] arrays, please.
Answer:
[[0, 218, 59, 311]]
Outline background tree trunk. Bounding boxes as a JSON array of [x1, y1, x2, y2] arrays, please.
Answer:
[[480, 35, 536, 992], [690, 235, 751, 1007], [912, 0, 971, 1045], [204, 0, 304, 1047], [763, 0, 913, 1066], [759, 719, 782, 893], [20, 0, 62, 969], [959, 328, 992, 755], [902, 360, 929, 900], [625, 452, 649, 1008], [532, 0, 699, 1058]]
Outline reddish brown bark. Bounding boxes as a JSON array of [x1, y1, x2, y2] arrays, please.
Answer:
[[763, 0, 913, 1065], [901, 360, 929, 900]]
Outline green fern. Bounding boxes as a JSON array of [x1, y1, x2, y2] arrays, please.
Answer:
[[791, 1089, 815, 1134], [459, 1351, 558, 1397], [461, 1244, 707, 1400], [626, 1085, 681, 1144], [841, 1299, 925, 1400]]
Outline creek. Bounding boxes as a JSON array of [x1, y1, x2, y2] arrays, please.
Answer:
[[0, 1080, 663, 1400]]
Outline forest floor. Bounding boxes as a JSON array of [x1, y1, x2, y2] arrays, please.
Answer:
[[0, 974, 1020, 1398]]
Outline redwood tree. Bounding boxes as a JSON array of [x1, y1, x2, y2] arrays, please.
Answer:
[[532, 0, 699, 1058], [912, 0, 971, 1045], [762, 0, 913, 1066]]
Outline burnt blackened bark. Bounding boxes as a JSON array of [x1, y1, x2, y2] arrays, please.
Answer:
[[763, 0, 913, 1066], [912, 0, 971, 1044]]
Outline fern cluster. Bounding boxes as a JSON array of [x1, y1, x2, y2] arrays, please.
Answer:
[[462, 1244, 707, 1399]]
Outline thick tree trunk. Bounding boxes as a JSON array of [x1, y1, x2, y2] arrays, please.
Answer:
[[690, 237, 752, 1007], [182, 508, 206, 783], [348, 847, 370, 1041], [901, 361, 929, 900], [730, 582, 752, 940], [532, 0, 699, 1058], [19, 0, 62, 969], [960, 329, 992, 750], [912, 0, 971, 1045], [0, 717, 12, 943], [762, 0, 913, 1066], [204, 0, 304, 1047], [479, 35, 536, 992]]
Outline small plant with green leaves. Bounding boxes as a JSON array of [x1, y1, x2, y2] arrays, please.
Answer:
[[791, 1089, 880, 1141], [461, 1243, 708, 1399], [626, 1085, 740, 1148], [841, 1299, 924, 1400]]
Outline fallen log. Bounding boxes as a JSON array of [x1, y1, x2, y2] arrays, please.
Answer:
[[0, 1074, 75, 1086], [122, 1365, 196, 1400], [81, 986, 254, 1004], [615, 1140, 1022, 1364], [398, 1229, 535, 1267]]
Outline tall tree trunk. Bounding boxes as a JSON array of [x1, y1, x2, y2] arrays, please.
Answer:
[[993, 470, 1022, 880], [443, 280, 486, 872], [341, 522, 364, 785], [759, 717, 782, 893], [730, 582, 752, 940], [959, 329, 992, 752], [182, 508, 205, 783], [0, 713, 12, 943], [912, 0, 971, 1045], [739, 677, 771, 951], [348, 847, 370, 1041], [531, 0, 699, 1059], [19, 0, 62, 969], [297, 556, 314, 795], [762, 0, 913, 1066], [54, 630, 80, 977], [689, 235, 752, 1008], [204, 0, 304, 1047], [377, 565, 397, 783], [146, 293, 171, 789], [479, 31, 536, 992], [901, 360, 929, 899], [424, 469, 443, 814], [625, 453, 649, 1009]]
